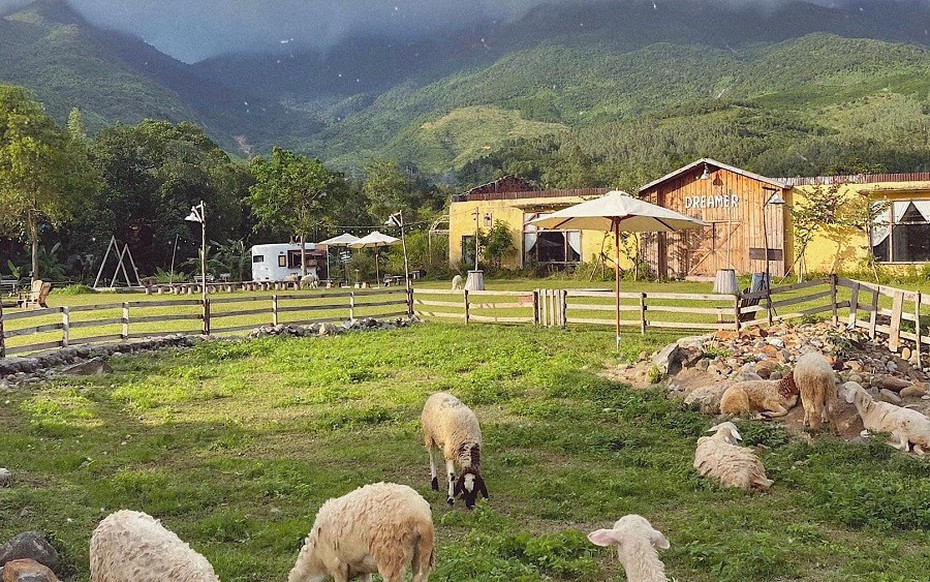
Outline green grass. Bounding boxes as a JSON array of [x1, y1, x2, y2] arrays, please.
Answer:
[[2, 323, 930, 581]]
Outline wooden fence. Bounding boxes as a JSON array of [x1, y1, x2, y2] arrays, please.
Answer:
[[413, 277, 929, 361], [0, 288, 413, 357]]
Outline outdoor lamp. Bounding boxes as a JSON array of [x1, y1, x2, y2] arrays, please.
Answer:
[[700, 163, 711, 180], [184, 201, 208, 334]]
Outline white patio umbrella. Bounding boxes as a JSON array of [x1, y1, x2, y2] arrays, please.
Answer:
[[531, 190, 708, 350], [348, 230, 400, 285], [318, 232, 361, 283]]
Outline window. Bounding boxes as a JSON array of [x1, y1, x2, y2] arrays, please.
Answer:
[[252, 255, 264, 263], [278, 255, 287, 267], [523, 212, 581, 265], [461, 235, 476, 267], [872, 201, 930, 263]]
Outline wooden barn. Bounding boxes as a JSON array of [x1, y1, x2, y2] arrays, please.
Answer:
[[639, 158, 790, 279]]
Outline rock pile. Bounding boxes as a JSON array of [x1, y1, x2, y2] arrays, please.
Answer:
[[0, 532, 61, 581], [248, 316, 419, 339]]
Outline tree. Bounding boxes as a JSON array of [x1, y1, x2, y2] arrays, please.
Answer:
[[248, 148, 337, 277], [479, 220, 516, 270], [0, 86, 99, 279], [87, 120, 249, 278], [363, 160, 445, 222]]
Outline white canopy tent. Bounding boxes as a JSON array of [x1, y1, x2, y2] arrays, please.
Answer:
[[348, 231, 400, 285], [318, 233, 361, 283]]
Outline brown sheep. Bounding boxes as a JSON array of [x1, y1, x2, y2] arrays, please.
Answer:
[[794, 352, 838, 430], [719, 374, 799, 419]]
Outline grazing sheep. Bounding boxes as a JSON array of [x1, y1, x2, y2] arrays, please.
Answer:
[[719, 373, 799, 419], [587, 515, 670, 582], [289, 482, 434, 582], [421, 392, 488, 508], [301, 273, 320, 289], [90, 510, 220, 582], [694, 422, 773, 492], [451, 274, 463, 290], [794, 352, 838, 430], [841, 382, 930, 455]]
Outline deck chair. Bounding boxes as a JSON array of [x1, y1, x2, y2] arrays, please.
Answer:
[[20, 280, 52, 309]]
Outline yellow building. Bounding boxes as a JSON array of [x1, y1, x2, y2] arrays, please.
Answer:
[[449, 165, 930, 276], [448, 176, 611, 269]]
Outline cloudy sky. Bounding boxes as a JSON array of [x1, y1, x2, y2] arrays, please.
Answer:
[[0, 0, 918, 63]]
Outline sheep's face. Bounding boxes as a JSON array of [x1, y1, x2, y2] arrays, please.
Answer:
[[587, 515, 670, 554], [708, 422, 742, 444], [454, 468, 488, 509], [841, 382, 864, 404]]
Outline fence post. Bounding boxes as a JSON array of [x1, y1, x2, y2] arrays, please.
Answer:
[[0, 299, 6, 358], [830, 274, 839, 326], [639, 292, 647, 335], [868, 288, 879, 338], [916, 292, 923, 368], [733, 294, 741, 332], [464, 289, 470, 325], [122, 302, 130, 340], [272, 294, 279, 326], [561, 289, 568, 328], [533, 290, 540, 326], [62, 307, 70, 348], [890, 290, 904, 352], [848, 281, 860, 328], [407, 286, 414, 318], [202, 297, 211, 336], [349, 292, 356, 321]]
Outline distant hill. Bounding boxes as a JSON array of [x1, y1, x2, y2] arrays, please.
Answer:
[[3, 0, 930, 174]]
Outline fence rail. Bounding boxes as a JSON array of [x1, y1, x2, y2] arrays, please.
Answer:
[[0, 287, 415, 357]]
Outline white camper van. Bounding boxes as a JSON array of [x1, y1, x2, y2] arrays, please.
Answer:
[[250, 243, 328, 281]]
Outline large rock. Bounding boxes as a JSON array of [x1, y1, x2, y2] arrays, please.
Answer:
[[872, 375, 911, 393], [0, 534, 59, 575], [652, 343, 703, 376], [684, 383, 730, 415], [1, 559, 59, 582], [879, 389, 903, 406], [901, 384, 928, 399], [0, 469, 9, 487], [61, 358, 112, 376]]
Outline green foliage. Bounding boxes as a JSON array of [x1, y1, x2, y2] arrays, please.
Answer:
[[479, 220, 517, 271], [55, 284, 96, 295], [208, 239, 250, 282]]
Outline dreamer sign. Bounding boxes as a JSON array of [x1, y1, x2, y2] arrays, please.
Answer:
[[684, 194, 740, 209]]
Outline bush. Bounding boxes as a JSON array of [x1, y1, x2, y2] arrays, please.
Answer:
[[55, 284, 97, 295]]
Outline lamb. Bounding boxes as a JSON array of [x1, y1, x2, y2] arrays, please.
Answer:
[[794, 352, 838, 430], [587, 514, 671, 582], [841, 381, 930, 455], [451, 274, 463, 290], [301, 273, 320, 289], [694, 421, 773, 492], [421, 391, 488, 508], [90, 510, 220, 582], [289, 482, 434, 582], [683, 383, 730, 415], [719, 373, 799, 419]]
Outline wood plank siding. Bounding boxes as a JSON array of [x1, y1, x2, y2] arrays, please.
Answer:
[[640, 163, 788, 278]]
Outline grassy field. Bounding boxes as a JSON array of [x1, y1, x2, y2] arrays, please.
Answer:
[[2, 323, 930, 581]]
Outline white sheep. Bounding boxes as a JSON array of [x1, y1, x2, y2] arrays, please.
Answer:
[[841, 381, 930, 455], [288, 482, 434, 582], [301, 273, 320, 289], [421, 392, 488, 508], [587, 514, 670, 582], [794, 352, 838, 430], [694, 422, 773, 492], [90, 510, 220, 582], [451, 274, 463, 291]]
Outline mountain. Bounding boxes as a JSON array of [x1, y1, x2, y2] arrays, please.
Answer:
[[0, 0, 320, 153], [3, 0, 930, 175]]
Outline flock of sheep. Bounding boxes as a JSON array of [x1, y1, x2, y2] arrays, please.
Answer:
[[84, 347, 930, 582]]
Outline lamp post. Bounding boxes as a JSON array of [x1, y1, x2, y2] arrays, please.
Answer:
[[184, 201, 207, 334], [387, 211, 412, 316], [761, 190, 786, 290]]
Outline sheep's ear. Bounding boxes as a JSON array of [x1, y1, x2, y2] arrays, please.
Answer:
[[729, 427, 743, 443], [587, 529, 624, 547], [476, 475, 489, 499], [707, 423, 722, 433], [649, 529, 670, 550], [454, 475, 464, 497]]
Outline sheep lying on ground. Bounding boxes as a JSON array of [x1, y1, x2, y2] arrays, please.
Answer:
[[719, 373, 799, 419], [289, 482, 434, 582], [683, 383, 730, 415], [90, 510, 220, 582], [841, 381, 930, 455], [451, 274, 463, 290], [587, 515, 670, 582], [694, 422, 773, 492], [421, 392, 488, 508], [794, 352, 838, 430]]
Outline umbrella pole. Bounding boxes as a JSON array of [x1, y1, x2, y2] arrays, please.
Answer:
[[614, 220, 621, 352], [375, 250, 380, 287]]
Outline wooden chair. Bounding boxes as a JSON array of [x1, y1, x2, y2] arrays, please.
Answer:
[[20, 280, 52, 309]]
